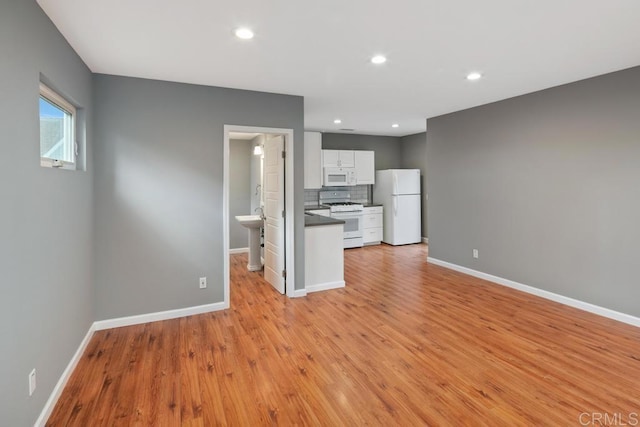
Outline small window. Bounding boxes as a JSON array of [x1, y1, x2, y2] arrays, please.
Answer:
[[39, 83, 76, 169]]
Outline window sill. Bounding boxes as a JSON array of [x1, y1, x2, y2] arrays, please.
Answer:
[[40, 158, 76, 171]]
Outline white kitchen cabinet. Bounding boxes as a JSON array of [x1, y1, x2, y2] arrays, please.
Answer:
[[363, 206, 383, 245], [304, 131, 323, 189], [322, 150, 355, 168], [307, 209, 331, 217], [354, 150, 375, 184]]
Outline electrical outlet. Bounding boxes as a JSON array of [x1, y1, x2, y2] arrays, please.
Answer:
[[473, 249, 479, 259], [28, 369, 36, 396], [199, 277, 207, 289]]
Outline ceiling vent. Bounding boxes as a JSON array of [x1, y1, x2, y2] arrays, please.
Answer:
[[339, 128, 355, 132]]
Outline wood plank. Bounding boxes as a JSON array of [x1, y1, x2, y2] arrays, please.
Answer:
[[46, 244, 640, 426]]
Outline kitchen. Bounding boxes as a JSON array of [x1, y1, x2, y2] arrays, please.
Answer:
[[302, 131, 426, 292], [228, 130, 426, 294], [14, 2, 640, 425]]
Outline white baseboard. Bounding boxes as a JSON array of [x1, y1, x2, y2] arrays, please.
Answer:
[[293, 289, 308, 298], [35, 324, 96, 427], [422, 237, 428, 244], [93, 301, 227, 331], [229, 247, 248, 254], [306, 280, 345, 294], [427, 257, 640, 328]]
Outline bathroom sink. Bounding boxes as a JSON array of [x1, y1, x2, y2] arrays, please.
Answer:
[[235, 215, 264, 271], [235, 215, 264, 229]]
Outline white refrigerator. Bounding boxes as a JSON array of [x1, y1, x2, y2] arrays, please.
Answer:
[[373, 169, 422, 245]]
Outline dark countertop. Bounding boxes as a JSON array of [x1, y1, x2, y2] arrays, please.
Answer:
[[306, 204, 381, 209], [304, 205, 329, 211], [305, 213, 345, 227]]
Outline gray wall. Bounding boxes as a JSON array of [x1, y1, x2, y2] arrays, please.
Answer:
[[93, 74, 305, 319], [322, 133, 402, 170], [427, 66, 640, 317], [229, 139, 252, 249], [0, 1, 94, 425], [400, 132, 428, 238]]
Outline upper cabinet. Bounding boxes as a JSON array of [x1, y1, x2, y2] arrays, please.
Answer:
[[322, 150, 355, 168], [304, 131, 323, 189], [322, 149, 375, 185], [318, 148, 375, 186], [354, 151, 375, 184]]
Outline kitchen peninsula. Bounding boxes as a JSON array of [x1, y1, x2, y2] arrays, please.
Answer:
[[304, 213, 345, 293]]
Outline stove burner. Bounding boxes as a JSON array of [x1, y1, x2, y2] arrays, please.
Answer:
[[318, 190, 363, 212]]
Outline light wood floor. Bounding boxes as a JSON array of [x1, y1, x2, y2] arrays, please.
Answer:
[[47, 244, 640, 426]]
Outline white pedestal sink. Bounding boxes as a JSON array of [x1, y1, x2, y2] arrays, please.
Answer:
[[235, 215, 264, 271]]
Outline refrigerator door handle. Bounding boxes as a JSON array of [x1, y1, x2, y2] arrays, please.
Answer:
[[393, 173, 398, 195], [393, 196, 397, 217]]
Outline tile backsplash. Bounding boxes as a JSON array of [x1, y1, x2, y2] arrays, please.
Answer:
[[304, 185, 371, 206]]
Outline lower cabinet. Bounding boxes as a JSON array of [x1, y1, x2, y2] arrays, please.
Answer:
[[363, 206, 383, 245]]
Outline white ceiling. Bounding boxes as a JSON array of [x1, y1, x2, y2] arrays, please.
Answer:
[[38, 0, 640, 137]]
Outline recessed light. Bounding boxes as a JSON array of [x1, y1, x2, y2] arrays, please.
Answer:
[[235, 27, 254, 40], [391, 123, 399, 128], [371, 55, 387, 65], [466, 72, 482, 81], [334, 119, 342, 124]]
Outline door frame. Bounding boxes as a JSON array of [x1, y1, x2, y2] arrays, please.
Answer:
[[223, 125, 296, 306]]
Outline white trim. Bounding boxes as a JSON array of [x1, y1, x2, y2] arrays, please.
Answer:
[[223, 128, 231, 308], [229, 247, 249, 254], [35, 324, 95, 427], [93, 302, 227, 331], [40, 158, 76, 171], [422, 237, 428, 244], [40, 83, 76, 115], [427, 257, 640, 328], [224, 125, 297, 304], [284, 131, 296, 298], [306, 280, 345, 294], [293, 289, 308, 298]]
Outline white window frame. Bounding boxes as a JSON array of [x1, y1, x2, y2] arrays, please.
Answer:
[[39, 83, 77, 170]]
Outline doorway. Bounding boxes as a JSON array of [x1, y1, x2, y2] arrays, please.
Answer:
[[223, 125, 296, 306]]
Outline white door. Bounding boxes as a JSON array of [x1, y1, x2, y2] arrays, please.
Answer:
[[263, 135, 286, 294]]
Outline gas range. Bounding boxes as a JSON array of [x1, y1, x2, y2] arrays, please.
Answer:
[[319, 191, 364, 248], [319, 191, 364, 212], [322, 202, 364, 213]]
